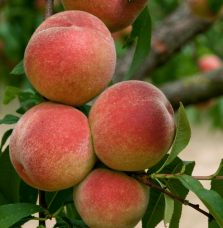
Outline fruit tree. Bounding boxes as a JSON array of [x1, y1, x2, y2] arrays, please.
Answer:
[[0, 0, 223, 228]]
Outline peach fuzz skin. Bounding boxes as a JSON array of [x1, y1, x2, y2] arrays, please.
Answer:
[[9, 102, 96, 191], [73, 168, 149, 228], [24, 11, 116, 107], [61, 0, 148, 33], [89, 80, 176, 171]]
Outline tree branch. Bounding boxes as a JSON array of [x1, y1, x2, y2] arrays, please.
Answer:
[[113, 3, 213, 83], [44, 0, 54, 20], [159, 68, 223, 110], [134, 173, 215, 222]]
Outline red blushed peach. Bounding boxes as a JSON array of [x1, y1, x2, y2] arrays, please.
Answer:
[[9, 102, 96, 191], [187, 0, 223, 20], [24, 11, 116, 107], [61, 0, 148, 33], [198, 55, 222, 73], [89, 80, 176, 171], [73, 168, 149, 228], [194, 55, 222, 111]]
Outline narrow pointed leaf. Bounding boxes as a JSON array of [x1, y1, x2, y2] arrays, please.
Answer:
[[0, 203, 47, 228], [178, 174, 223, 227], [208, 0, 223, 15], [0, 115, 20, 125], [0, 129, 13, 153], [209, 159, 223, 228], [10, 60, 25, 75], [157, 180, 174, 227], [45, 187, 73, 214], [0, 147, 21, 203], [0, 192, 9, 206], [156, 103, 191, 173], [9, 216, 35, 228], [79, 105, 91, 117], [3, 86, 23, 105], [19, 180, 38, 204], [17, 98, 41, 111], [123, 6, 151, 81], [54, 218, 89, 228], [55, 217, 73, 228], [142, 156, 195, 228]]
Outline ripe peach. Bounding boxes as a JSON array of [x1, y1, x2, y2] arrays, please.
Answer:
[[9, 102, 96, 191], [198, 54, 222, 72], [60, 0, 148, 33], [73, 168, 149, 228], [187, 0, 223, 20], [24, 11, 116, 107], [194, 55, 222, 111], [89, 80, 176, 171]]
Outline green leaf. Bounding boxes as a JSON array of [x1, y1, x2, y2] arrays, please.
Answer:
[[178, 174, 223, 227], [79, 105, 91, 118], [0, 147, 21, 203], [17, 98, 41, 111], [209, 220, 221, 228], [45, 188, 73, 214], [54, 219, 89, 228], [208, 0, 223, 15], [3, 86, 40, 107], [0, 129, 13, 153], [9, 216, 34, 228], [66, 204, 82, 220], [209, 159, 223, 228], [19, 180, 38, 204], [108, 80, 114, 87], [3, 86, 23, 105], [142, 156, 195, 228], [122, 6, 152, 81], [156, 103, 191, 173], [0, 192, 9, 206], [0, 203, 47, 228], [0, 115, 20, 125], [10, 60, 25, 75], [55, 217, 73, 228], [157, 180, 174, 227], [36, 226, 46, 228]]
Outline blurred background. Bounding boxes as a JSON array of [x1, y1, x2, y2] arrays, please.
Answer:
[[0, 0, 223, 227]]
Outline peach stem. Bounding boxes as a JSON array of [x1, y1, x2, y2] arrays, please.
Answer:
[[39, 190, 47, 226]]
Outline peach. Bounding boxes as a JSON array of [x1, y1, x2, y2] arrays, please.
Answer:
[[60, 0, 149, 33], [187, 0, 223, 20], [198, 54, 222, 72], [194, 55, 222, 111], [9, 102, 96, 191], [89, 80, 176, 171], [24, 11, 116, 107], [73, 168, 149, 228]]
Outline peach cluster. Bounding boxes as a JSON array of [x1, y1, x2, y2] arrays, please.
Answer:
[[10, 4, 176, 228]]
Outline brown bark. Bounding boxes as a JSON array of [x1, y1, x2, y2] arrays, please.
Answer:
[[44, 0, 54, 20], [160, 68, 223, 110], [113, 3, 214, 83]]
